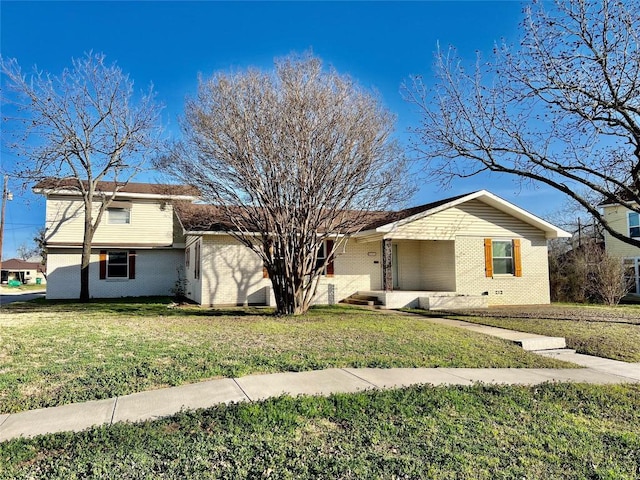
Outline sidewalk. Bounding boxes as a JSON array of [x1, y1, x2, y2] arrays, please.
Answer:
[[1, 318, 639, 442]]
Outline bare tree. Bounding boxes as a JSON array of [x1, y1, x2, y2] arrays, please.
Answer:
[[404, 0, 640, 247], [162, 55, 409, 315], [587, 243, 632, 305], [16, 243, 38, 261], [1, 53, 163, 300]]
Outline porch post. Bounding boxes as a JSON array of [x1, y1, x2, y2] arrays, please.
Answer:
[[382, 238, 393, 292]]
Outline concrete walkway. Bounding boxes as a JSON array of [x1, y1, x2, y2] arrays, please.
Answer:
[[1, 318, 639, 442]]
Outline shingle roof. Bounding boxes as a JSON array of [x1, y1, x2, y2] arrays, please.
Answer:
[[33, 178, 199, 197], [1, 258, 44, 273], [176, 192, 479, 234]]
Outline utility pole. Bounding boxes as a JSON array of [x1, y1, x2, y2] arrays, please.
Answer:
[[0, 175, 12, 279]]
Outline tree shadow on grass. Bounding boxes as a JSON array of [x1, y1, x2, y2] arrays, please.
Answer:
[[0, 296, 275, 317]]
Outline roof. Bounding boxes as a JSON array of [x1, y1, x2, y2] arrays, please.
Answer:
[[2, 258, 44, 272], [365, 190, 571, 239], [358, 192, 472, 231], [33, 178, 199, 199], [176, 190, 571, 239], [175, 202, 385, 233]]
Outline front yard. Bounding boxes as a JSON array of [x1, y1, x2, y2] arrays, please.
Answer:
[[411, 303, 640, 363], [1, 383, 639, 479], [2, 299, 639, 478], [0, 300, 571, 413]]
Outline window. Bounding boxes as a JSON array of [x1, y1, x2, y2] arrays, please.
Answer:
[[316, 240, 335, 276], [107, 251, 128, 278], [484, 238, 522, 277], [185, 247, 190, 269], [492, 240, 514, 275], [194, 242, 200, 279], [629, 212, 640, 237], [264, 240, 335, 279], [100, 250, 135, 280], [108, 208, 130, 225], [315, 242, 327, 272]]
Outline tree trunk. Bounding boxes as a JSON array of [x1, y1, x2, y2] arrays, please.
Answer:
[[271, 272, 310, 315], [79, 199, 95, 302]]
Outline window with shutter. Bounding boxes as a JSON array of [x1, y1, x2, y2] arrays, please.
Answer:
[[485, 239, 522, 277]]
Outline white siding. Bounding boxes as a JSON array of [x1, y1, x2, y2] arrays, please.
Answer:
[[391, 199, 543, 240], [45, 196, 176, 246], [395, 241, 423, 290], [390, 240, 456, 291], [46, 248, 182, 299], [317, 238, 382, 303], [199, 235, 269, 306], [603, 204, 640, 258]]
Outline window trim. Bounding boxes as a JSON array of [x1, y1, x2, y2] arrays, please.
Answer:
[[107, 251, 129, 279], [100, 250, 136, 280], [492, 240, 515, 275], [629, 212, 640, 238]]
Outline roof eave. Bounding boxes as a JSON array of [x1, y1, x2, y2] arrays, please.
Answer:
[[33, 187, 199, 201]]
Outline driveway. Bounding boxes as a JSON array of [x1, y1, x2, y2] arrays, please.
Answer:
[[0, 289, 46, 305]]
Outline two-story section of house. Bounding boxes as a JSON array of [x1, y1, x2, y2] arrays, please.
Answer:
[[34, 180, 198, 300]]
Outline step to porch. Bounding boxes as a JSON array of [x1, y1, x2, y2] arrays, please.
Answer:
[[514, 337, 567, 351], [340, 294, 384, 307]]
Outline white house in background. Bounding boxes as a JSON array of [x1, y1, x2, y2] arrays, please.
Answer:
[[601, 200, 640, 293], [35, 180, 570, 308], [1, 258, 46, 285]]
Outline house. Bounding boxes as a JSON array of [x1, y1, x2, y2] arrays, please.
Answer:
[[1, 258, 46, 285], [35, 181, 570, 308], [601, 201, 640, 293], [33, 180, 198, 300]]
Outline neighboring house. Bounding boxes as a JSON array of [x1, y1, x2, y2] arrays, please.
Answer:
[[601, 201, 640, 293], [36, 182, 570, 308], [1, 258, 46, 285]]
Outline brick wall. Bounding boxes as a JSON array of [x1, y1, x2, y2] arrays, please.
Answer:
[[47, 248, 182, 299], [454, 235, 551, 305], [191, 234, 382, 306]]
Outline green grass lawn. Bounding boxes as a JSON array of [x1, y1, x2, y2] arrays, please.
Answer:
[[1, 383, 639, 479], [0, 284, 46, 292], [0, 300, 573, 413], [458, 317, 640, 363], [407, 305, 640, 363]]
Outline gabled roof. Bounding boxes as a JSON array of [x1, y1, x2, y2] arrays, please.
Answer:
[[33, 178, 199, 200], [1, 258, 44, 272], [358, 192, 472, 231], [176, 190, 570, 239], [362, 190, 571, 239]]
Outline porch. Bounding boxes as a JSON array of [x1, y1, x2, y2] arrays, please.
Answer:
[[349, 237, 487, 310], [356, 290, 488, 310]]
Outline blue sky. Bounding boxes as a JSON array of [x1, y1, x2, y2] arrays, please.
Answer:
[[0, 1, 565, 258]]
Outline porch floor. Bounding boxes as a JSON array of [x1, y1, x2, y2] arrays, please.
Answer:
[[357, 290, 488, 310]]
